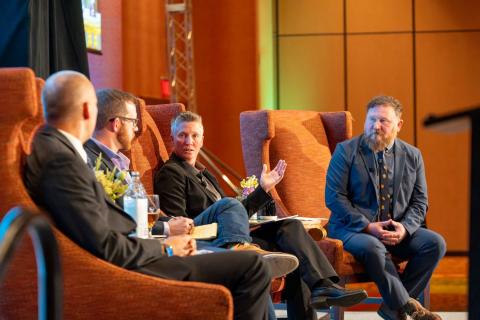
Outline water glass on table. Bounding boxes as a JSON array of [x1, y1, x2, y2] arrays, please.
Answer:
[[147, 194, 160, 238]]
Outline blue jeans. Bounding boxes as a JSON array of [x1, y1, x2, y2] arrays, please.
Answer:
[[193, 197, 252, 247]]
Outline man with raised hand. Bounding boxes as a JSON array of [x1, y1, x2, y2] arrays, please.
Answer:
[[155, 111, 368, 320]]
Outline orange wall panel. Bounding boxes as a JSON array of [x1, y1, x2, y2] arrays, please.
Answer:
[[123, 0, 168, 98], [416, 32, 480, 251], [416, 0, 480, 31], [278, 35, 345, 111], [275, 1, 480, 251], [346, 34, 414, 141], [193, 0, 258, 179], [279, 0, 343, 35], [347, 0, 412, 33]]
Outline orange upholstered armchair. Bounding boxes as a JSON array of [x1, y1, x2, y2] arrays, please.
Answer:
[[146, 103, 186, 153], [127, 101, 186, 193], [240, 110, 429, 319], [0, 68, 233, 320]]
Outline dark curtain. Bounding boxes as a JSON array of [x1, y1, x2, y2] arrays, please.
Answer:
[[29, 0, 90, 78], [0, 1, 29, 67], [0, 0, 89, 79]]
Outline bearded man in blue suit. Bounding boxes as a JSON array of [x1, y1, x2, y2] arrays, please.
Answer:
[[326, 96, 446, 320]]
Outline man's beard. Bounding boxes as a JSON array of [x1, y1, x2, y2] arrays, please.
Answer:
[[118, 126, 133, 151], [365, 130, 396, 152]]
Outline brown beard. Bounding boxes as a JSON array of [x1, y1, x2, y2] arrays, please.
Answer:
[[117, 125, 133, 151], [365, 131, 396, 152]]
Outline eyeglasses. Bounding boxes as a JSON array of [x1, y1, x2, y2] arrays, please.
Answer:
[[110, 116, 139, 128]]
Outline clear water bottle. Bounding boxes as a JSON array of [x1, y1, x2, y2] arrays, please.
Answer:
[[123, 171, 149, 239]]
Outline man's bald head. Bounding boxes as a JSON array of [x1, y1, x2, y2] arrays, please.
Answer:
[[42, 70, 98, 142], [42, 70, 96, 123]]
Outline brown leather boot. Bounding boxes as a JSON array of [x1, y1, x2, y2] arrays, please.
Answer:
[[403, 298, 442, 320], [230, 243, 299, 278]]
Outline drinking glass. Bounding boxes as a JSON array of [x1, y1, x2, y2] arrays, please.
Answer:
[[147, 194, 160, 238]]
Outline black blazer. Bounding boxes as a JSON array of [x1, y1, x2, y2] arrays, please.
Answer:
[[84, 138, 116, 173], [23, 125, 192, 279], [84, 138, 170, 235], [154, 153, 272, 219]]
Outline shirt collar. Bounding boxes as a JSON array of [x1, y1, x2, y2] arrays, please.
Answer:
[[385, 140, 395, 154], [172, 152, 208, 177], [91, 138, 131, 171], [57, 129, 88, 163]]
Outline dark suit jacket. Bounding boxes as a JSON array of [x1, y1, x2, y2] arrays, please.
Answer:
[[84, 138, 170, 234], [84, 138, 117, 173], [23, 125, 191, 279], [154, 153, 271, 219], [325, 134, 428, 242]]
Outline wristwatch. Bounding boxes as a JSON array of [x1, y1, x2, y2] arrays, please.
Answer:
[[163, 244, 174, 257]]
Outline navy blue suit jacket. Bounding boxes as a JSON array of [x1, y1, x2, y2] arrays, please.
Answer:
[[325, 134, 428, 242]]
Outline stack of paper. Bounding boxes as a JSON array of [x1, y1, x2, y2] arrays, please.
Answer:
[[191, 223, 218, 240]]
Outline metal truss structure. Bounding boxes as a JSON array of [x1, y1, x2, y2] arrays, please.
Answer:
[[165, 0, 196, 111]]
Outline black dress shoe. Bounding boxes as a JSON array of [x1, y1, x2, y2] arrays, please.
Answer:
[[378, 302, 407, 320], [310, 283, 368, 309]]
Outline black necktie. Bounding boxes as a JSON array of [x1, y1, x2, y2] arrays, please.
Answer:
[[377, 151, 391, 221]]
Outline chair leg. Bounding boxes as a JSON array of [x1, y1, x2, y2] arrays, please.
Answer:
[[329, 306, 344, 320], [418, 280, 431, 309], [329, 278, 347, 320]]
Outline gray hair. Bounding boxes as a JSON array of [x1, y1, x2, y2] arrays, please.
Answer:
[[171, 111, 203, 136]]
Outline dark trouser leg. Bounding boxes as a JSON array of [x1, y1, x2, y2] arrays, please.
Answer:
[[168, 251, 271, 320], [193, 197, 252, 247], [252, 219, 337, 320], [388, 228, 446, 299], [252, 219, 338, 287], [343, 232, 410, 310], [195, 242, 278, 320], [283, 268, 318, 320]]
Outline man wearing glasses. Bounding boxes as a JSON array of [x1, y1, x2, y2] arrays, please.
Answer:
[[84, 88, 194, 237], [85, 89, 138, 178]]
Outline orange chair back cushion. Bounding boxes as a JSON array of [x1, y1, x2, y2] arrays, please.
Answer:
[[269, 110, 332, 218]]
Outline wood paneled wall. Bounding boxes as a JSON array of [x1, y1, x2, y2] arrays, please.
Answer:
[[193, 0, 258, 179], [277, 0, 480, 251], [122, 0, 168, 98]]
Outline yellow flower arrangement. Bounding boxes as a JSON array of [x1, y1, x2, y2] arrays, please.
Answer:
[[93, 154, 128, 201], [239, 175, 258, 198]]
